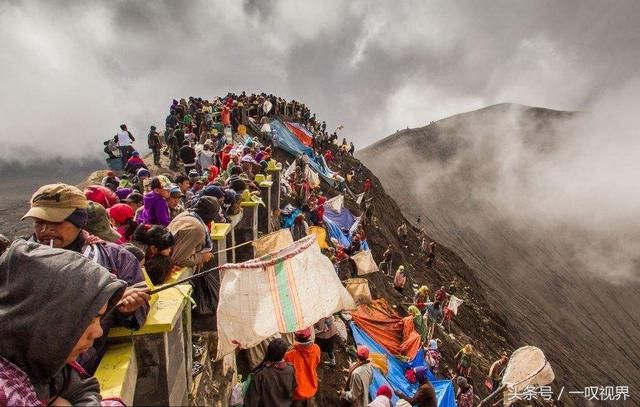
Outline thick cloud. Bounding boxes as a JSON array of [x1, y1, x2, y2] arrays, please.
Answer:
[[1, 0, 639, 160]]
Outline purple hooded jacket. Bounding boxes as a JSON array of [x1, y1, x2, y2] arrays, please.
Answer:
[[137, 191, 171, 226]]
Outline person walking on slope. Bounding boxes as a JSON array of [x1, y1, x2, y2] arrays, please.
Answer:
[[397, 222, 408, 244], [394, 366, 437, 407], [425, 339, 442, 376], [414, 285, 430, 313], [393, 265, 407, 295], [425, 242, 437, 268], [378, 244, 393, 277], [314, 316, 338, 367], [284, 328, 321, 406], [488, 352, 509, 391], [244, 338, 296, 407], [455, 344, 475, 378], [455, 376, 474, 407], [339, 346, 373, 407]]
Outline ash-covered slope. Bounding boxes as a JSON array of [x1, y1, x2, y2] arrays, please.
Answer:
[[359, 103, 640, 405]]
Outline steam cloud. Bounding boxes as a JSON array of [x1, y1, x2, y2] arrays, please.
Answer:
[[1, 0, 639, 161]]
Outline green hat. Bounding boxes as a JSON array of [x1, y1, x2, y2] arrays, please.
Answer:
[[85, 201, 121, 242]]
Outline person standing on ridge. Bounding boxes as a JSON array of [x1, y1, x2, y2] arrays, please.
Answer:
[[148, 125, 162, 165], [116, 124, 135, 168]]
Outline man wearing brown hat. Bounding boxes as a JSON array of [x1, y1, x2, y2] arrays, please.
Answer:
[[22, 183, 150, 373]]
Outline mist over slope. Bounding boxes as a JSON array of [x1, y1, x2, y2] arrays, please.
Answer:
[[0, 158, 103, 237], [359, 103, 640, 402]]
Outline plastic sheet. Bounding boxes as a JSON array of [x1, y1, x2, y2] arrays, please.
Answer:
[[350, 322, 457, 407]]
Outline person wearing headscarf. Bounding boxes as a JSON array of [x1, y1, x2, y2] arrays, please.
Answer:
[[283, 328, 321, 405], [455, 344, 475, 377], [414, 285, 430, 312], [368, 384, 393, 407], [107, 203, 138, 244], [394, 366, 437, 407], [0, 240, 127, 405], [455, 376, 474, 407], [407, 305, 427, 343], [339, 345, 373, 407], [244, 338, 296, 407], [393, 265, 407, 294], [167, 196, 220, 267], [425, 340, 442, 376]]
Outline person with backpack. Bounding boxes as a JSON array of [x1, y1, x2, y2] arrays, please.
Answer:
[[116, 124, 135, 168], [148, 125, 162, 165]]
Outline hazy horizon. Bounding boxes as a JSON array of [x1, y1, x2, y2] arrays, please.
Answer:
[[2, 0, 640, 161]]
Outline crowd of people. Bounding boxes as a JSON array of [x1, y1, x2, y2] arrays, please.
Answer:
[[1, 92, 511, 406]]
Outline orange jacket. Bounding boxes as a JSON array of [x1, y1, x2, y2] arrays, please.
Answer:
[[284, 343, 321, 400]]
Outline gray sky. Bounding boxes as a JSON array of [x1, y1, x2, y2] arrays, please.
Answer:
[[1, 0, 639, 160]]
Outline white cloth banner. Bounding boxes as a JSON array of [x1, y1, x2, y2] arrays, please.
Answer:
[[324, 195, 344, 212], [446, 295, 464, 315], [216, 235, 356, 359]]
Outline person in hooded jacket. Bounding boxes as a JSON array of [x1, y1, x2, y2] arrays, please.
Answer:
[[23, 183, 149, 374], [0, 240, 127, 406], [167, 196, 220, 267], [394, 366, 437, 407], [124, 151, 148, 174], [137, 176, 172, 226], [283, 328, 321, 405]]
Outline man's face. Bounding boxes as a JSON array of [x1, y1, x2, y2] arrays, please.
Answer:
[[34, 219, 81, 248], [179, 180, 190, 192], [167, 195, 180, 209], [67, 303, 106, 363]]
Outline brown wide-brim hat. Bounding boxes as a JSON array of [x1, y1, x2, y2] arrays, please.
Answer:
[[22, 183, 88, 222]]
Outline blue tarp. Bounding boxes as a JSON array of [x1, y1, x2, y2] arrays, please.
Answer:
[[282, 208, 301, 229], [350, 323, 457, 407], [324, 216, 351, 247], [323, 206, 369, 251], [324, 207, 358, 230], [270, 120, 335, 185]]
